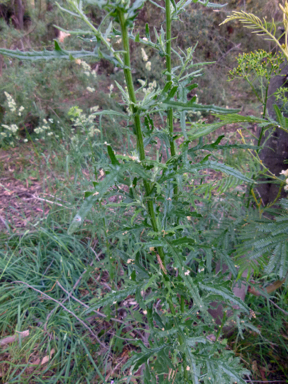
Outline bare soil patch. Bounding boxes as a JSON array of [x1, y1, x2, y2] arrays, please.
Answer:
[[0, 146, 49, 232]]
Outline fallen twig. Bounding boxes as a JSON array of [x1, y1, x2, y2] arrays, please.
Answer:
[[0, 330, 29, 346], [23, 194, 73, 209], [248, 281, 288, 316], [13, 281, 108, 349], [44, 271, 86, 330]]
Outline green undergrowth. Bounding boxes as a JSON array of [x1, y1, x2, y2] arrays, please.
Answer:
[[231, 289, 288, 381], [1, 0, 288, 383], [1, 178, 288, 382]]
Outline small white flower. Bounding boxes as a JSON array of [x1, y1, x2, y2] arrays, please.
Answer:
[[280, 169, 288, 177], [90, 106, 99, 113], [141, 48, 148, 62], [145, 61, 151, 71], [24, 139, 28, 142], [81, 61, 91, 71], [87, 87, 95, 93], [184, 270, 190, 276], [4, 92, 16, 112]]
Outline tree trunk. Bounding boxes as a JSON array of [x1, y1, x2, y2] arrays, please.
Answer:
[[14, 0, 24, 30], [256, 62, 288, 205]]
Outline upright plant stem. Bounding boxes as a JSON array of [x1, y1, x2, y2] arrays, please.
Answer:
[[118, 13, 188, 377], [118, 10, 166, 262], [165, 0, 178, 197], [165, 0, 175, 157]]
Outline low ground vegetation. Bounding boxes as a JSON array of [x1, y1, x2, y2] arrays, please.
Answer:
[[0, 0, 288, 383]]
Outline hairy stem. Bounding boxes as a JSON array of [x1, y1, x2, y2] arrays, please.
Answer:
[[118, 10, 166, 263], [166, 0, 178, 197]]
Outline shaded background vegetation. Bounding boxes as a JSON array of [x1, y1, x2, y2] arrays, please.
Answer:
[[0, 0, 282, 140], [1, 1, 288, 383]]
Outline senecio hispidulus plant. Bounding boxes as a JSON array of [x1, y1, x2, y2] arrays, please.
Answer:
[[0, 0, 265, 382]]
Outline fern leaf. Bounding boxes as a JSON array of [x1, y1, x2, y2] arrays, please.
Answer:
[[220, 11, 283, 55]]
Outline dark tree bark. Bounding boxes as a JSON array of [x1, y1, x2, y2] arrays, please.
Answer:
[[14, 0, 24, 29], [256, 62, 288, 205]]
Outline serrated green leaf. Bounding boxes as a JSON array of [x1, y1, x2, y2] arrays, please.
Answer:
[[145, 23, 150, 38], [107, 145, 120, 165], [123, 345, 167, 373], [199, 282, 249, 313], [0, 42, 119, 66], [162, 100, 239, 114], [196, 161, 254, 184], [87, 284, 142, 310], [185, 336, 208, 346], [171, 236, 195, 246], [215, 113, 266, 124], [67, 169, 119, 235], [187, 122, 228, 140], [91, 109, 127, 117]]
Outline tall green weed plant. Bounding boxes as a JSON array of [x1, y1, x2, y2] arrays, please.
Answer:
[[1, 0, 284, 382]]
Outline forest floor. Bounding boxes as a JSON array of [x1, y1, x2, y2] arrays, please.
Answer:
[[1, 109, 288, 383]]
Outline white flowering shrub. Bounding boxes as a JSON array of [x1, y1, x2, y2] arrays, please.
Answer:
[[0, 92, 62, 147], [0, 57, 99, 148], [65, 106, 100, 150], [0, 55, 101, 148], [0, 92, 24, 147]]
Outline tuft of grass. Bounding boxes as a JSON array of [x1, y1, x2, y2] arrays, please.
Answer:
[[230, 288, 288, 382]]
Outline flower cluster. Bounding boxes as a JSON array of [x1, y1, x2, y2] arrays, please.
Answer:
[[67, 106, 100, 149], [280, 169, 288, 191], [75, 59, 97, 78], [4, 91, 17, 113], [0, 91, 61, 147], [274, 87, 288, 114], [141, 47, 152, 71], [229, 50, 285, 81], [1, 92, 24, 146], [138, 79, 157, 94], [34, 119, 54, 137], [86, 87, 95, 93]]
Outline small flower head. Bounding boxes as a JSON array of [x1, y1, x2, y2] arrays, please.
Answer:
[[280, 169, 288, 177], [145, 61, 151, 71], [141, 48, 148, 62], [4, 92, 16, 113]]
